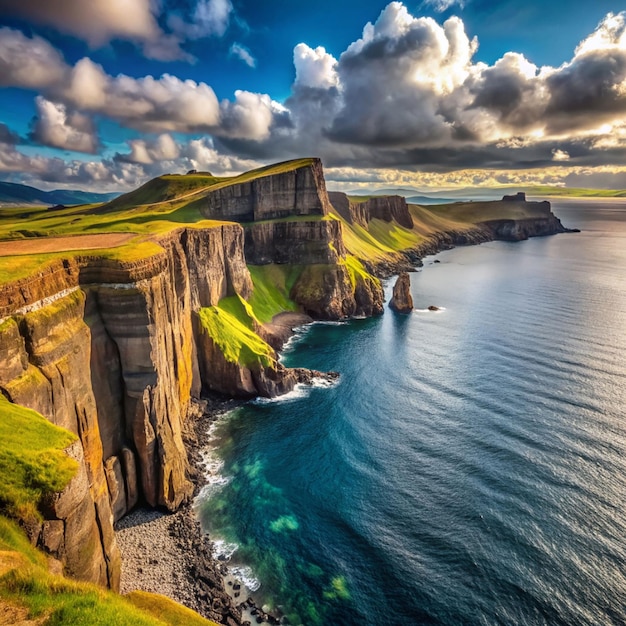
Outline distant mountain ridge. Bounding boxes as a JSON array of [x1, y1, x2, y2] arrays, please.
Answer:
[[0, 181, 120, 206]]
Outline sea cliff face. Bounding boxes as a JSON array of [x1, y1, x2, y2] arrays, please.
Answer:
[[0, 224, 264, 589], [328, 192, 413, 229], [201, 158, 333, 222]]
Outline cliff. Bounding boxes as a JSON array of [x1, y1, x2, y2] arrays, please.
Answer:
[[200, 158, 333, 222], [329, 192, 413, 229], [0, 223, 287, 593]]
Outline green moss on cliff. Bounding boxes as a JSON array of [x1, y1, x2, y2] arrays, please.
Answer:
[[342, 255, 378, 291], [198, 299, 275, 368], [0, 516, 220, 626], [247, 264, 301, 323], [0, 397, 78, 522]]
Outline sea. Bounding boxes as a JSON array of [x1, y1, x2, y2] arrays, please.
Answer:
[[196, 199, 626, 626]]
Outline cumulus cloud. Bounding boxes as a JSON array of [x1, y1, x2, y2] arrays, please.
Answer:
[[293, 44, 338, 89], [0, 28, 67, 90], [4, 3, 626, 190], [327, 4, 478, 147], [29, 97, 99, 153], [0, 29, 287, 140], [230, 43, 256, 68]]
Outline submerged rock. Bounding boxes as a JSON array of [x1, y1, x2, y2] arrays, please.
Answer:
[[389, 272, 414, 313]]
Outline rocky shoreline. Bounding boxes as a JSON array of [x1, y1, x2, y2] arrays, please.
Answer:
[[116, 394, 286, 626]]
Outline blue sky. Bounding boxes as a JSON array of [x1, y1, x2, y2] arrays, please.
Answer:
[[0, 0, 625, 191]]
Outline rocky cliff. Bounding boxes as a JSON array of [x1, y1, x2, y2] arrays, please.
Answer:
[[328, 192, 413, 229], [200, 158, 332, 222], [0, 223, 277, 591]]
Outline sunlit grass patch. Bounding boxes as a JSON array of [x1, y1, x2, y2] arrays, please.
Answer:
[[0, 396, 77, 522], [198, 298, 275, 368]]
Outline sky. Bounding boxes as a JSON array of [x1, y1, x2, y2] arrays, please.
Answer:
[[0, 0, 626, 192]]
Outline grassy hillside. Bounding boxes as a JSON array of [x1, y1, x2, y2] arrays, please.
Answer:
[[520, 186, 626, 198], [426, 199, 551, 223], [0, 394, 78, 522], [0, 515, 220, 626], [198, 296, 276, 368]]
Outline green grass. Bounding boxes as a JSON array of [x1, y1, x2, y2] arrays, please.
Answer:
[[342, 255, 378, 290], [330, 212, 424, 262], [198, 297, 276, 368], [0, 240, 166, 284], [247, 265, 301, 323], [99, 173, 221, 213], [0, 396, 78, 522], [427, 200, 551, 223], [0, 516, 220, 626], [193, 158, 316, 195], [126, 591, 221, 626]]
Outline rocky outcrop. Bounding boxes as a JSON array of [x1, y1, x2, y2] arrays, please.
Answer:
[[480, 212, 568, 241], [389, 272, 414, 313], [244, 219, 346, 265], [200, 158, 333, 222], [502, 192, 526, 202], [0, 293, 121, 590], [329, 192, 413, 229], [364, 196, 414, 229], [328, 192, 369, 228], [290, 263, 384, 319]]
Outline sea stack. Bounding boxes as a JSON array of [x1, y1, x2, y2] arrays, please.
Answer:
[[389, 272, 414, 313]]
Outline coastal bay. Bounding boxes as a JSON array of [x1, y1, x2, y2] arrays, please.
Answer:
[[197, 200, 626, 625]]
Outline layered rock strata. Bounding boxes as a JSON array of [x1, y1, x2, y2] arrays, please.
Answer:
[[0, 224, 264, 590], [389, 272, 414, 313], [328, 192, 413, 229], [201, 158, 332, 222]]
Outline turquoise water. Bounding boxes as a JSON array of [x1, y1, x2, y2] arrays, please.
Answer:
[[198, 200, 626, 626]]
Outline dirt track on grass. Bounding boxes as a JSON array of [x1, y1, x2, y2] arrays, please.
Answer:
[[0, 233, 136, 256]]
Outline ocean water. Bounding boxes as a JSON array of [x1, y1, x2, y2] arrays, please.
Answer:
[[197, 200, 626, 626]]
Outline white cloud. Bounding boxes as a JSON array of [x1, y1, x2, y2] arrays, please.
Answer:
[[4, 3, 626, 187], [293, 44, 338, 89], [230, 43, 256, 68], [29, 97, 99, 153], [0, 28, 288, 141], [0, 28, 67, 90]]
